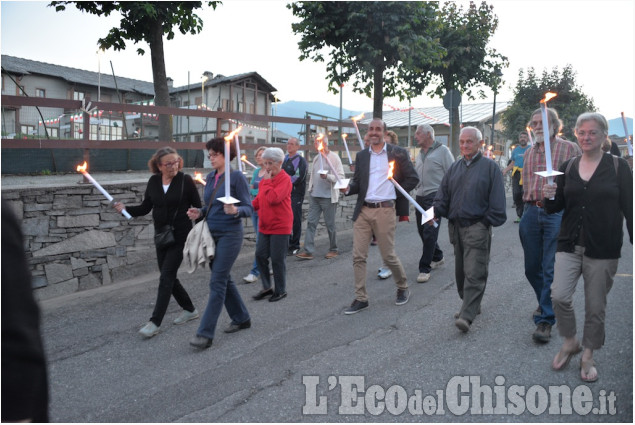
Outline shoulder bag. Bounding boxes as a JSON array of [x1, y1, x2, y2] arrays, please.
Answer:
[[154, 175, 184, 249]]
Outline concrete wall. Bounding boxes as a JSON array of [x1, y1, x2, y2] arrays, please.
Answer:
[[2, 179, 358, 301]]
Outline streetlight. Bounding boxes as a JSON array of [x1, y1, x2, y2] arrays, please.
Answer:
[[491, 68, 503, 149], [201, 75, 209, 108]]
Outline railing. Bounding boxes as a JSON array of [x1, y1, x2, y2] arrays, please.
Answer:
[[1, 95, 361, 152]]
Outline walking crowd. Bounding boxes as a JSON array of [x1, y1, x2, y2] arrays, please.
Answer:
[[3, 106, 631, 421], [112, 108, 630, 385]]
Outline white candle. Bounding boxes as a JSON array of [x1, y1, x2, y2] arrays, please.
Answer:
[[540, 102, 554, 182], [535, 94, 563, 200], [320, 150, 342, 185], [526, 126, 534, 145], [352, 119, 365, 150], [341, 134, 353, 165], [388, 177, 436, 227], [621, 112, 632, 156], [76, 162, 131, 219], [234, 134, 243, 172], [224, 136, 231, 197], [241, 155, 257, 169]]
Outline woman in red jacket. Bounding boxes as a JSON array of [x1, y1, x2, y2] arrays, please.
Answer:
[[251, 147, 293, 302]]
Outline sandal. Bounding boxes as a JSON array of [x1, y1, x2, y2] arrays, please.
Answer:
[[551, 344, 582, 371], [580, 359, 598, 382]]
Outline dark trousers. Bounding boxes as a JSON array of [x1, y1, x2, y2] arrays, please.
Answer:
[[512, 171, 523, 219], [256, 232, 289, 295], [415, 193, 444, 273], [289, 193, 304, 250], [151, 242, 195, 326]]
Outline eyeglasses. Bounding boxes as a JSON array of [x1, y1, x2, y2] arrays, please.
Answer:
[[208, 152, 221, 159], [161, 160, 179, 168]]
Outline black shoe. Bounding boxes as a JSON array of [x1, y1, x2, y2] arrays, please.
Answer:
[[253, 288, 273, 300], [395, 288, 410, 305], [189, 335, 213, 349], [455, 318, 471, 333], [287, 248, 299, 256], [269, 292, 287, 302], [224, 319, 251, 333], [344, 299, 369, 315], [533, 322, 552, 343]]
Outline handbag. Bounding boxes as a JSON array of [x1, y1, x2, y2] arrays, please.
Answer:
[[182, 175, 224, 272], [154, 224, 176, 249], [154, 175, 184, 249]]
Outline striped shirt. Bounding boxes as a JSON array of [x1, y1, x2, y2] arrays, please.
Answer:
[[522, 138, 581, 202]]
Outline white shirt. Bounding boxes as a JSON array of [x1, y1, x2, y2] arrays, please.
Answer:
[[365, 143, 396, 203]]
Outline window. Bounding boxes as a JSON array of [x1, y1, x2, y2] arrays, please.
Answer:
[[73, 91, 85, 101], [20, 124, 35, 136], [237, 101, 244, 113], [248, 103, 255, 114], [17, 85, 24, 96], [35, 88, 46, 98], [46, 128, 59, 138]]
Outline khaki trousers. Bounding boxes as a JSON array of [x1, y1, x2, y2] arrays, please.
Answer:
[[352, 206, 408, 302], [551, 246, 618, 349]]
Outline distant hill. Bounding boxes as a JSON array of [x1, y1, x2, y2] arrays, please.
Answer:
[[272, 101, 362, 144]]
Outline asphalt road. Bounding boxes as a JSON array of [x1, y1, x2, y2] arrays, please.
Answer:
[[40, 209, 633, 422]]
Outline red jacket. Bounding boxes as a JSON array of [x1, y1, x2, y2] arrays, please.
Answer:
[[252, 171, 292, 235]]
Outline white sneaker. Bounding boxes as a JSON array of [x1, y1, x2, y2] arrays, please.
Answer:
[[431, 258, 445, 269], [139, 322, 159, 338], [417, 272, 430, 283], [377, 267, 392, 279], [173, 309, 199, 325], [243, 273, 258, 283]]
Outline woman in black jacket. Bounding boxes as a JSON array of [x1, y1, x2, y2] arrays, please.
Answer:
[[114, 147, 202, 338]]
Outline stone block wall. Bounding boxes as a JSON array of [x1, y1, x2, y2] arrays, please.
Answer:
[[2, 179, 358, 301]]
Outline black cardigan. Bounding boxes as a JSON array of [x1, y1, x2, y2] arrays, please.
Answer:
[[544, 154, 633, 259], [126, 172, 202, 243]]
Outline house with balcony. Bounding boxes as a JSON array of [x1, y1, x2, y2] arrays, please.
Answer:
[[1, 54, 282, 144]]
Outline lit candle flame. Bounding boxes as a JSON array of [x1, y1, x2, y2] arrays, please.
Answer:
[[342, 134, 348, 141], [224, 125, 243, 141], [77, 161, 87, 173], [387, 160, 395, 179], [540, 92, 557, 103], [241, 154, 247, 161], [488, 145, 493, 151], [351, 113, 365, 122], [193, 171, 206, 185]]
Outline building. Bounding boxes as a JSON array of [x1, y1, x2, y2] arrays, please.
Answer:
[[1, 55, 282, 144]]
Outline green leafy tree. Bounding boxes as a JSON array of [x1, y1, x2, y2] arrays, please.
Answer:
[[421, 1, 508, 155], [50, 1, 220, 141], [501, 65, 595, 142], [288, 1, 444, 118]]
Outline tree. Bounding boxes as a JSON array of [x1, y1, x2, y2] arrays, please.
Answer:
[[501, 65, 595, 142], [421, 1, 508, 156], [288, 1, 444, 118], [50, 1, 220, 141]]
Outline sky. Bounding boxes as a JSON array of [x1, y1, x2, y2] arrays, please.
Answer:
[[1, 0, 633, 122]]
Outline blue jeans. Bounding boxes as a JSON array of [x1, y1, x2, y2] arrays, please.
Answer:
[[256, 233, 289, 295], [519, 204, 563, 326], [197, 229, 250, 340], [249, 210, 260, 276]]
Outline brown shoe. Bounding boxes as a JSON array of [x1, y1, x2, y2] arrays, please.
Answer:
[[325, 251, 338, 259], [533, 322, 552, 343], [296, 252, 314, 260]]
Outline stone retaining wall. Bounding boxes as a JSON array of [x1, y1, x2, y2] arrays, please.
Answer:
[[2, 180, 358, 301]]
